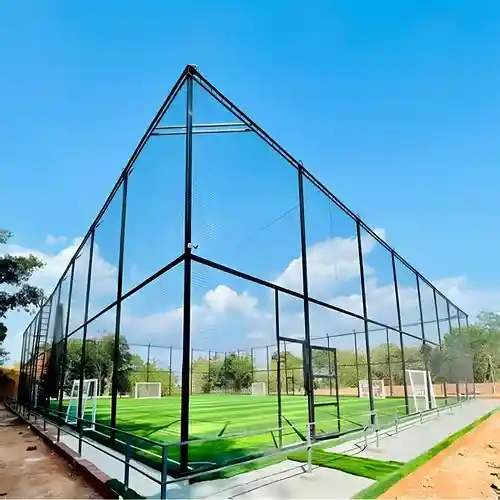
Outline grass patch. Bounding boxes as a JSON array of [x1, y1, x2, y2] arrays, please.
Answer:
[[353, 408, 498, 499], [287, 449, 403, 480]]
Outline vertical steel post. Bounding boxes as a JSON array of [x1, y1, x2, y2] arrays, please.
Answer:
[[354, 331, 360, 397], [283, 341, 288, 395], [146, 343, 151, 382], [385, 328, 393, 396], [466, 315, 475, 395], [208, 350, 211, 394], [433, 289, 448, 405], [297, 164, 315, 435], [274, 289, 283, 448], [58, 262, 75, 419], [356, 219, 375, 425], [110, 174, 128, 436], [169, 346, 173, 396], [180, 71, 194, 472], [251, 347, 254, 383], [456, 313, 469, 398], [391, 253, 409, 415], [416, 276, 433, 410], [327, 334, 333, 396], [78, 229, 95, 450], [190, 348, 194, 395], [266, 345, 271, 395]]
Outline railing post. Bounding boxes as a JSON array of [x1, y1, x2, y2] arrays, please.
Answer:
[[78, 417, 83, 455], [419, 411, 423, 424], [124, 437, 131, 491], [43, 407, 47, 432], [161, 445, 168, 500], [307, 423, 312, 473]]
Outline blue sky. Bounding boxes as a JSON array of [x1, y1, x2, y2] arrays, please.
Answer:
[[1, 1, 499, 362]]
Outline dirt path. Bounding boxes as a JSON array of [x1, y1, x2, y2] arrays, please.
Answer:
[[0, 406, 101, 499], [381, 410, 500, 499]]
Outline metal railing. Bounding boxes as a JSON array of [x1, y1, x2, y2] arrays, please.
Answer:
[[7, 395, 472, 499]]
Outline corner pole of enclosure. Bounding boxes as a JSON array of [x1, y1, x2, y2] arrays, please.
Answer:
[[274, 290, 283, 448], [385, 328, 393, 397], [180, 70, 194, 473], [110, 173, 128, 436], [208, 350, 211, 394], [283, 341, 288, 395], [190, 348, 194, 395], [391, 252, 409, 415], [297, 163, 315, 436], [78, 228, 95, 442], [58, 261, 75, 414], [416, 276, 433, 410], [433, 288, 448, 405], [356, 218, 375, 425], [327, 334, 333, 397], [353, 331, 361, 397]]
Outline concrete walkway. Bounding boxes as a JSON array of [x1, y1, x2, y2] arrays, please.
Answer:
[[329, 398, 500, 463]]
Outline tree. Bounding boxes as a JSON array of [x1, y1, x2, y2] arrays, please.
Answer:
[[213, 353, 254, 392], [0, 229, 45, 364]]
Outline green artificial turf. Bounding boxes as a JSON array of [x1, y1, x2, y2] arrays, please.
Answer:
[[353, 408, 498, 499], [287, 449, 404, 480], [49, 393, 448, 481]]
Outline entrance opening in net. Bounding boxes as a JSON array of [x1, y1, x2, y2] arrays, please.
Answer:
[[134, 382, 162, 399], [65, 379, 98, 430], [358, 379, 386, 398], [407, 369, 436, 412], [251, 381, 267, 396]]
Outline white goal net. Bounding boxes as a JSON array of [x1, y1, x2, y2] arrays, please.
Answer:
[[65, 379, 98, 429], [251, 381, 267, 396], [359, 379, 386, 398], [135, 382, 162, 399], [407, 369, 436, 412]]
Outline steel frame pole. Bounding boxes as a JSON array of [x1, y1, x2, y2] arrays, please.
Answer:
[[180, 71, 194, 472], [416, 276, 433, 410], [110, 174, 128, 436], [391, 253, 409, 415], [354, 331, 360, 397], [356, 218, 375, 425], [433, 288, 448, 404], [58, 262, 75, 415], [274, 290, 283, 447], [385, 328, 393, 397], [297, 165, 315, 436], [78, 229, 95, 443]]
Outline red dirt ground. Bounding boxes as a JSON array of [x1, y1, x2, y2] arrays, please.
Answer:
[[0, 406, 101, 499], [381, 409, 500, 499]]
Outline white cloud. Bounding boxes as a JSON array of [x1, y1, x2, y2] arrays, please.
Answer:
[[3, 230, 499, 365], [45, 234, 67, 246]]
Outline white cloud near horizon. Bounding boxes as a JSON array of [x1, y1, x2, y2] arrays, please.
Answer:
[[1, 231, 498, 364], [45, 234, 67, 246]]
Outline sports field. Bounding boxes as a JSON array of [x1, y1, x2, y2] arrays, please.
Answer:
[[53, 393, 450, 477]]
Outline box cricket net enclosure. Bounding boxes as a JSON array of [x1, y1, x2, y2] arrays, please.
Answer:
[[15, 65, 473, 481]]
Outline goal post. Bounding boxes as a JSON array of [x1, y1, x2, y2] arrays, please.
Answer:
[[251, 381, 267, 396], [359, 379, 386, 398], [406, 369, 436, 412], [65, 379, 98, 429], [134, 382, 162, 399]]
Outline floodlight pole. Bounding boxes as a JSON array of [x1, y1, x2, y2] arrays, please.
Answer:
[[180, 70, 194, 473], [356, 218, 375, 425], [297, 164, 315, 438], [77, 229, 95, 450], [391, 253, 409, 415], [110, 174, 128, 439], [433, 288, 448, 405], [416, 276, 433, 411]]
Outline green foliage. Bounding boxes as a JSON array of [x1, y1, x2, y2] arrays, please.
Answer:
[[127, 357, 179, 396], [213, 353, 254, 392], [0, 229, 45, 365]]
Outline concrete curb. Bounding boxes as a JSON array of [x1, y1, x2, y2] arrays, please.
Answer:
[[4, 405, 118, 499]]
